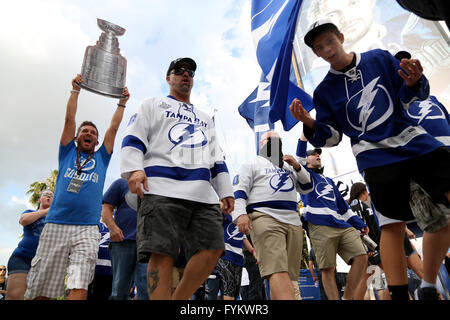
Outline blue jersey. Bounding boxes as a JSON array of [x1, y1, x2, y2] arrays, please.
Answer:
[[102, 178, 137, 241], [46, 140, 111, 225], [307, 49, 443, 172], [95, 223, 112, 276], [11, 209, 45, 259], [296, 140, 366, 230], [222, 214, 245, 267], [404, 95, 450, 147]]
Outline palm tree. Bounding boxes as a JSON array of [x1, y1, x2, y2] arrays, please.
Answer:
[[26, 169, 58, 206]]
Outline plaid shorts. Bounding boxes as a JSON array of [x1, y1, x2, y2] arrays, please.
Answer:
[[24, 223, 100, 299]]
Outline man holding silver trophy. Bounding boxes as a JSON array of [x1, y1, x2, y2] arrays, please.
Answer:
[[24, 19, 130, 300]]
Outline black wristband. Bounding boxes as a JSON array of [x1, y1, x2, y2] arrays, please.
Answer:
[[117, 104, 126, 108]]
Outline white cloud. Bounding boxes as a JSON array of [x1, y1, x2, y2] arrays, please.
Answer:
[[10, 196, 31, 207]]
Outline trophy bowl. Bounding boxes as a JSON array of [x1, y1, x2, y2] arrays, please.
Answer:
[[79, 19, 127, 99]]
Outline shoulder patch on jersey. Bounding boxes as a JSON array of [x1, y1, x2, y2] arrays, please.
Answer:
[[127, 113, 137, 126], [232, 175, 239, 185]]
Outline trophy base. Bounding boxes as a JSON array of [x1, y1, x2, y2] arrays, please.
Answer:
[[78, 81, 126, 99]]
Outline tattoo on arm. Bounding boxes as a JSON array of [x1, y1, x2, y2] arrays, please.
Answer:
[[147, 270, 159, 297]]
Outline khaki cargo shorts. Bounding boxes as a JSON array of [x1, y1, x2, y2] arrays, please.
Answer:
[[248, 211, 303, 281], [308, 223, 366, 270]]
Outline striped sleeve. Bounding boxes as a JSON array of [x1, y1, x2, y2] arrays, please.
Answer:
[[231, 161, 253, 224], [120, 100, 152, 179], [209, 122, 233, 200]]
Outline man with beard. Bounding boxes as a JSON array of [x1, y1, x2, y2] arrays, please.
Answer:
[[25, 74, 129, 300], [121, 58, 234, 300]]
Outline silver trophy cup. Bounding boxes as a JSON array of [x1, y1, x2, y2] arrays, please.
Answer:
[[79, 19, 127, 99]]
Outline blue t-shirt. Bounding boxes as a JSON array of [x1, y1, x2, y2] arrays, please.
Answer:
[[102, 178, 137, 241], [46, 140, 111, 225], [11, 209, 45, 259]]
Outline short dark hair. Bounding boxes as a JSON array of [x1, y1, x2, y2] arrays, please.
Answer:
[[76, 121, 99, 138]]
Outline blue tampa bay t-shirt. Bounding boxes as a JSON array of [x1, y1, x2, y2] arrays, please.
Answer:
[[11, 209, 46, 259], [46, 140, 111, 225]]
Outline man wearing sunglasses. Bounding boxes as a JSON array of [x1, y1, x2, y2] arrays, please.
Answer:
[[166, 59, 196, 102], [121, 57, 234, 300]]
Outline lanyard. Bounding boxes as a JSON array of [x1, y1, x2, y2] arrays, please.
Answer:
[[76, 148, 94, 176]]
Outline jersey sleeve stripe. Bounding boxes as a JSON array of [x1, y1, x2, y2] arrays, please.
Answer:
[[121, 135, 147, 154]]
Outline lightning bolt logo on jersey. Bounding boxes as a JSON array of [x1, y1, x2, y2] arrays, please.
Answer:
[[166, 103, 209, 151], [269, 171, 294, 194], [226, 222, 245, 241], [168, 123, 208, 150], [406, 99, 446, 124], [404, 96, 450, 146], [232, 156, 313, 226], [222, 214, 245, 266], [120, 96, 234, 205], [346, 76, 393, 138], [315, 181, 336, 202]]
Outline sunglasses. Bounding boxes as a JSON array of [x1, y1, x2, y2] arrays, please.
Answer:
[[0, 268, 6, 271], [171, 67, 195, 77]]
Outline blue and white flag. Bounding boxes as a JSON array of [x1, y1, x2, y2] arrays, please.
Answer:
[[238, 73, 274, 154], [251, 0, 314, 131], [251, 0, 298, 81]]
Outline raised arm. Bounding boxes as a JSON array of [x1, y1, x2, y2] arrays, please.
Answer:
[[103, 87, 130, 154], [61, 74, 82, 146], [19, 209, 49, 226]]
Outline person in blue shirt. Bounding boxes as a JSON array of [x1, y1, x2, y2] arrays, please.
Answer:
[[296, 134, 369, 300], [205, 214, 255, 300], [24, 75, 129, 300], [101, 178, 149, 300], [290, 20, 450, 300], [5, 189, 53, 300]]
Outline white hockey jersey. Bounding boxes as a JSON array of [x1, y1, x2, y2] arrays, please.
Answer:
[[120, 96, 233, 204], [231, 156, 313, 226]]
